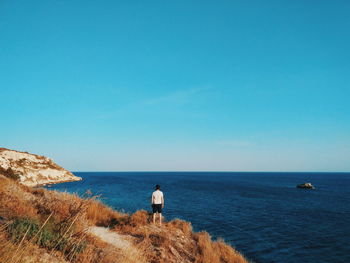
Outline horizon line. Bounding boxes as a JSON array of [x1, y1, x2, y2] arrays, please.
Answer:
[[71, 170, 350, 173]]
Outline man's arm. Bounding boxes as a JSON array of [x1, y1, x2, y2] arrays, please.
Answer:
[[161, 194, 164, 208], [151, 193, 154, 204]]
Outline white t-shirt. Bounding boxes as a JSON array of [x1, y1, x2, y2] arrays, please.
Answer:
[[152, 190, 164, 205]]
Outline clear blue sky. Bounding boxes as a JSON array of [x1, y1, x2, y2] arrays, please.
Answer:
[[1, 0, 349, 171]]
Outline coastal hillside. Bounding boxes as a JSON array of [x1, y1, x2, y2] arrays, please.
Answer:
[[0, 148, 81, 186], [0, 148, 249, 263]]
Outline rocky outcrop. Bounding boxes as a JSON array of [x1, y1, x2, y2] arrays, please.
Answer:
[[0, 147, 81, 187], [297, 182, 315, 189]]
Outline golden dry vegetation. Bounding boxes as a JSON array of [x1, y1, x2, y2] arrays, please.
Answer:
[[0, 174, 249, 263]]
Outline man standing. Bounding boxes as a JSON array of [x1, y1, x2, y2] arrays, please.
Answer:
[[151, 184, 164, 225]]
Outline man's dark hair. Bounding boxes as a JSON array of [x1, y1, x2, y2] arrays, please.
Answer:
[[155, 184, 160, 190]]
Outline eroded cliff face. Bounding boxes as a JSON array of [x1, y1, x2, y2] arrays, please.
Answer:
[[0, 148, 81, 186]]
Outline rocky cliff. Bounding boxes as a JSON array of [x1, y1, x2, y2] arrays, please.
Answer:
[[0, 148, 81, 186]]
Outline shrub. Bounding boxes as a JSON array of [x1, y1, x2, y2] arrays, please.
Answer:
[[7, 217, 39, 243], [6, 217, 59, 248], [6, 217, 86, 255], [38, 226, 55, 247]]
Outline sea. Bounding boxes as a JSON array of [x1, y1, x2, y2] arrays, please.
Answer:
[[48, 172, 350, 263]]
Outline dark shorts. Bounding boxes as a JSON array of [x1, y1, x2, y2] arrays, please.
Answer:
[[152, 204, 162, 213]]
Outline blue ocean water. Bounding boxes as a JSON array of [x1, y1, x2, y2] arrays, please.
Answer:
[[49, 172, 350, 263]]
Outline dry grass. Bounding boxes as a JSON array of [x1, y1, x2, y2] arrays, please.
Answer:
[[0, 174, 249, 263], [85, 199, 125, 227], [194, 232, 248, 263], [110, 210, 249, 263], [169, 218, 193, 235], [0, 177, 38, 219]]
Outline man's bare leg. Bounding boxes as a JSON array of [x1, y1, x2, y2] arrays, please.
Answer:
[[159, 213, 162, 226], [153, 213, 156, 224]]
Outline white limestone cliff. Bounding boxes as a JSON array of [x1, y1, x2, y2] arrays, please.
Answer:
[[0, 147, 82, 187]]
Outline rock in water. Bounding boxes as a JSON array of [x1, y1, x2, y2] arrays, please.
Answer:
[[0, 147, 81, 186], [297, 182, 315, 189]]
